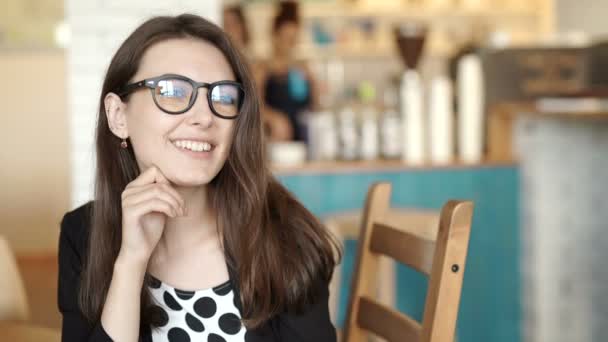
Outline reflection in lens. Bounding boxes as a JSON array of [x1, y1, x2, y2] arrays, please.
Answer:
[[155, 79, 193, 112], [211, 84, 242, 117]]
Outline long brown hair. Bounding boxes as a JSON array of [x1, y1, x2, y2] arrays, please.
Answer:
[[80, 13, 340, 329]]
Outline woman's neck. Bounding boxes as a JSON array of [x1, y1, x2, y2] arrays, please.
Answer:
[[154, 185, 220, 261], [272, 50, 292, 69]]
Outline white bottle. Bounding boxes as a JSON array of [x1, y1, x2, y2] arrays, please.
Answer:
[[429, 75, 454, 164], [400, 70, 425, 165], [360, 105, 379, 161], [307, 110, 338, 161], [457, 54, 484, 163], [338, 105, 359, 161], [380, 88, 402, 159]]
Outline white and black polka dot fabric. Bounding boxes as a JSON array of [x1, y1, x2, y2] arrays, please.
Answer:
[[148, 275, 246, 342]]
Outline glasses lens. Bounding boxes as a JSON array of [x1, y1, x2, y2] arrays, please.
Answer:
[[154, 78, 193, 113], [210, 83, 243, 117]]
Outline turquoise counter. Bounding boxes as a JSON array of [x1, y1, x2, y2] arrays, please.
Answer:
[[275, 162, 520, 342]]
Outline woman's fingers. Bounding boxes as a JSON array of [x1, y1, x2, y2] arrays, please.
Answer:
[[125, 165, 171, 189], [122, 183, 185, 213], [123, 184, 184, 216], [118, 166, 181, 263], [127, 198, 177, 219], [121, 165, 186, 215]]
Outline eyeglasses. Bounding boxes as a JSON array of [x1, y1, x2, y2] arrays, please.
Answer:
[[117, 74, 244, 119]]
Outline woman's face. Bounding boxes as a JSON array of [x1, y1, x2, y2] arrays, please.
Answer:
[[108, 38, 238, 187], [274, 22, 299, 57]]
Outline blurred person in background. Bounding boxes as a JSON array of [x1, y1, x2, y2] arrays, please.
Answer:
[[255, 0, 320, 142], [223, 4, 251, 55], [57, 13, 339, 342]]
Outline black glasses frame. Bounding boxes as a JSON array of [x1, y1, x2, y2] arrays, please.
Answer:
[[117, 73, 244, 119]]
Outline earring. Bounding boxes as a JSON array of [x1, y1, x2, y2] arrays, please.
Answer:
[[120, 139, 128, 149]]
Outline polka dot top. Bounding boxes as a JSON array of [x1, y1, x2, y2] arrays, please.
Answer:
[[147, 275, 246, 342]]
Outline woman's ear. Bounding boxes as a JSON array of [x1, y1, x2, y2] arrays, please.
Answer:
[[104, 92, 129, 139]]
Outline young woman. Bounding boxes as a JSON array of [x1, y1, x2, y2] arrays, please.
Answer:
[[58, 14, 339, 342], [255, 1, 319, 142]]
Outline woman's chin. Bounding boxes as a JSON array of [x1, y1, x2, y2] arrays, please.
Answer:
[[168, 172, 215, 187]]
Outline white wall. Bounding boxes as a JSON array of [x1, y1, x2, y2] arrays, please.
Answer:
[[0, 50, 69, 254], [556, 0, 608, 38], [66, 0, 221, 209]]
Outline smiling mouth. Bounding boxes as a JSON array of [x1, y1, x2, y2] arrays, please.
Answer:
[[172, 140, 215, 153]]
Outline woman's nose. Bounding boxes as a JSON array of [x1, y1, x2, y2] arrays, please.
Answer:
[[186, 88, 214, 128]]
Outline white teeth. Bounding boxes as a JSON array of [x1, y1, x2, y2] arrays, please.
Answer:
[[173, 140, 212, 152]]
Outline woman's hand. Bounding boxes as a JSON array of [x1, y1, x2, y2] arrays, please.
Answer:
[[118, 165, 186, 266]]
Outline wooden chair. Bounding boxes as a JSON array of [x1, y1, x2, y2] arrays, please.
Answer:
[[0, 235, 30, 321], [343, 183, 474, 342], [325, 209, 439, 325]]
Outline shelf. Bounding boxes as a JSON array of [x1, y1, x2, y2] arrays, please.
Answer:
[[271, 159, 518, 176], [246, 1, 549, 62], [302, 5, 537, 21], [246, 2, 539, 21]]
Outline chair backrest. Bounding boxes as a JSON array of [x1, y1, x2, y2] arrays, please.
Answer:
[[0, 235, 30, 321], [343, 182, 474, 342]]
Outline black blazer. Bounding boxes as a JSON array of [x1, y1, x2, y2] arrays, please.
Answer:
[[58, 201, 337, 342]]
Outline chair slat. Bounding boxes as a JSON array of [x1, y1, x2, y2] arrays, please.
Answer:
[[379, 211, 439, 241], [357, 296, 421, 342], [370, 222, 436, 275]]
